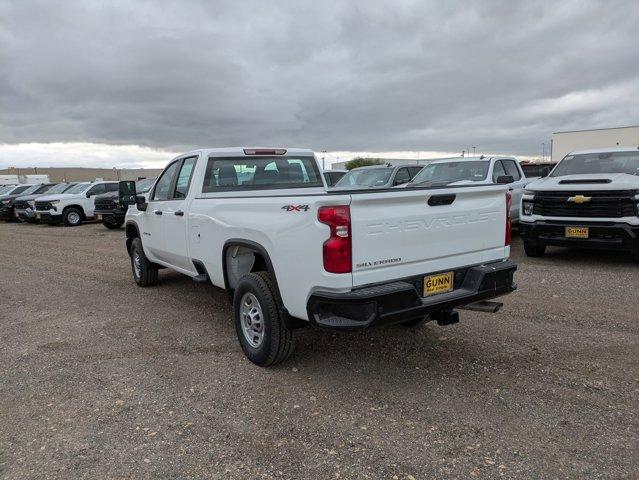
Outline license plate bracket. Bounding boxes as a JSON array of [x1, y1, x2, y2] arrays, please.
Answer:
[[423, 271, 454, 297], [565, 226, 589, 239]]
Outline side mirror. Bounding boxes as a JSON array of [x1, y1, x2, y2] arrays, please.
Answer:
[[135, 195, 148, 212], [86, 192, 92, 198], [119, 181, 137, 206], [540, 166, 551, 178], [496, 175, 514, 184]]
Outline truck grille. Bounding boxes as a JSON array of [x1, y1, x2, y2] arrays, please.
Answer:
[[35, 201, 53, 211], [532, 190, 638, 218], [94, 198, 118, 210], [13, 200, 30, 210]]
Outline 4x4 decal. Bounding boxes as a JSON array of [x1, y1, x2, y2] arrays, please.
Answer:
[[282, 205, 310, 212]]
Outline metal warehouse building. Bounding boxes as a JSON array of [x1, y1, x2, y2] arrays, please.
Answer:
[[552, 125, 639, 163]]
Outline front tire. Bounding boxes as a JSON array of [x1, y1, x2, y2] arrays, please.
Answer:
[[130, 237, 159, 287], [233, 272, 294, 367], [103, 217, 124, 229], [523, 241, 546, 257], [63, 207, 83, 226]]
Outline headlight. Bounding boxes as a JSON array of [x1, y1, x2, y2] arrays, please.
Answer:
[[28, 200, 35, 207], [523, 189, 536, 196], [50, 200, 60, 205], [1, 199, 11, 205], [522, 200, 534, 216]]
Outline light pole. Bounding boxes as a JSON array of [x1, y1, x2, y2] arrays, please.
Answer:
[[321, 150, 326, 170], [472, 146, 476, 157]]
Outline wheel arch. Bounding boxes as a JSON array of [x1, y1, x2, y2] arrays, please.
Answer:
[[222, 239, 281, 305], [125, 221, 140, 255]]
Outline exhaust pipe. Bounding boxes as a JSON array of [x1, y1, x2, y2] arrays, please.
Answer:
[[459, 301, 503, 314]]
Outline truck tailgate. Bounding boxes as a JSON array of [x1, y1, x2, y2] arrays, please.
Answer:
[[349, 186, 509, 287]]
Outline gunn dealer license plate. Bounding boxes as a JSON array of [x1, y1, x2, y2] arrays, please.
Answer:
[[423, 272, 454, 297], [565, 226, 589, 239]]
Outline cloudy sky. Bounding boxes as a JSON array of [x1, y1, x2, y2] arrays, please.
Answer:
[[1, 0, 638, 168]]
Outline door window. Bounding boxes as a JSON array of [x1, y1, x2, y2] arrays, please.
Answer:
[[105, 183, 119, 192], [502, 160, 521, 180], [174, 157, 197, 199], [492, 161, 507, 182], [87, 184, 106, 196], [152, 161, 180, 201], [394, 168, 410, 185]]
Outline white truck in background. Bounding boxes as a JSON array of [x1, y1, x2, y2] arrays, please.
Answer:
[[120, 147, 517, 366], [520, 147, 639, 259]]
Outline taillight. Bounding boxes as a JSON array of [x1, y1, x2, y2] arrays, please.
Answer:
[[318, 205, 352, 273], [505, 191, 512, 246]]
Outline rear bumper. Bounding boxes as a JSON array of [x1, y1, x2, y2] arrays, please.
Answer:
[[307, 260, 517, 329], [519, 220, 639, 252]]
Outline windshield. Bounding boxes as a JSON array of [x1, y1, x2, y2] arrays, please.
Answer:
[[335, 168, 393, 187], [411, 161, 490, 186], [552, 151, 639, 176], [46, 183, 77, 194], [64, 183, 90, 194], [0, 185, 16, 195], [135, 178, 156, 193]]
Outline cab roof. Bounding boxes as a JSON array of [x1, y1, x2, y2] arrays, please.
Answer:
[[179, 147, 315, 158], [567, 146, 639, 155]]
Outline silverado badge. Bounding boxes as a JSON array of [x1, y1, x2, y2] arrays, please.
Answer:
[[567, 195, 592, 204]]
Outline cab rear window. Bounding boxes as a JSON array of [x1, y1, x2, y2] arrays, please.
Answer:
[[202, 156, 322, 192]]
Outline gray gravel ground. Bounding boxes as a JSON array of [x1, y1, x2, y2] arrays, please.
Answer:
[[0, 222, 638, 479]]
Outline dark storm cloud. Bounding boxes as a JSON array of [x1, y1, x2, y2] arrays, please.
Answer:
[[1, 0, 639, 155]]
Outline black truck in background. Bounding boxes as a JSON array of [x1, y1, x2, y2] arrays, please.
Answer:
[[93, 178, 156, 229]]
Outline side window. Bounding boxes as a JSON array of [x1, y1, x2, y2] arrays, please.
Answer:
[[152, 161, 180, 201], [394, 168, 411, 185], [87, 184, 106, 196], [492, 161, 507, 182], [408, 167, 422, 179], [106, 183, 119, 192], [503, 160, 521, 181], [174, 157, 197, 199]]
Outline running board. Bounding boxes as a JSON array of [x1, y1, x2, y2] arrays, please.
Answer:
[[192, 274, 210, 283]]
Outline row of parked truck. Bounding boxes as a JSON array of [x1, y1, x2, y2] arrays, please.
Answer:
[[0, 178, 156, 227], [3, 146, 637, 366]]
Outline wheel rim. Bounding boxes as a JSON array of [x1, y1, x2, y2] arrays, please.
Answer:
[[67, 211, 80, 225], [133, 250, 142, 278], [240, 292, 265, 348]]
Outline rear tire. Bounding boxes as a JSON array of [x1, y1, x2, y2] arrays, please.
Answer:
[[130, 237, 159, 287], [103, 217, 124, 229], [233, 271, 294, 367], [524, 242, 546, 257], [63, 207, 83, 227]]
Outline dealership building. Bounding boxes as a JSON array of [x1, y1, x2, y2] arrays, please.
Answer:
[[551, 125, 639, 163]]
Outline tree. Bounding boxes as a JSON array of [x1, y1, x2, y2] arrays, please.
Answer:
[[345, 157, 385, 170]]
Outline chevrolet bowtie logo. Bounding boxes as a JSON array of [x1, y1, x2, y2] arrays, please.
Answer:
[[567, 195, 592, 204]]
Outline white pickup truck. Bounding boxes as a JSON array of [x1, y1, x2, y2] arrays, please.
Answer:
[[120, 148, 517, 366], [35, 181, 119, 226], [520, 147, 639, 259]]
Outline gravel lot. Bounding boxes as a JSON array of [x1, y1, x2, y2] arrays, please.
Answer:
[[1, 222, 637, 479]]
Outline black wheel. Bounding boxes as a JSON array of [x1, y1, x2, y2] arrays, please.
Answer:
[[103, 217, 124, 229], [233, 271, 294, 367], [400, 316, 428, 327], [130, 237, 159, 287], [63, 207, 83, 226], [523, 241, 546, 257]]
